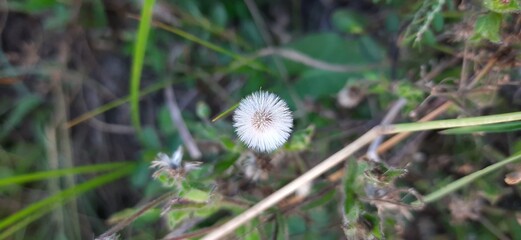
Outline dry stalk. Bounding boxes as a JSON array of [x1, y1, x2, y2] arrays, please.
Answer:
[[164, 87, 202, 159], [202, 128, 382, 240], [256, 48, 382, 73], [367, 98, 407, 162], [97, 192, 173, 239]]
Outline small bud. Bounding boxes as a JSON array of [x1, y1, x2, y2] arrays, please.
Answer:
[[150, 147, 202, 184], [337, 85, 365, 109]]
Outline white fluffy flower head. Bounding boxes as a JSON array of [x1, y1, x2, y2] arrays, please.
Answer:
[[233, 91, 293, 152]]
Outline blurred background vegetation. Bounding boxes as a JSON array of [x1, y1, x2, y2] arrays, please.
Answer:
[[2, 0, 521, 239]]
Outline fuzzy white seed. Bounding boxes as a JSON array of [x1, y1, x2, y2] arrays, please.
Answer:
[[233, 91, 293, 152]]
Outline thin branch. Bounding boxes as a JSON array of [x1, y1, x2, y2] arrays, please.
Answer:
[[367, 98, 407, 162], [255, 48, 382, 73], [419, 57, 461, 82], [464, 57, 498, 91], [97, 192, 173, 239], [88, 118, 135, 134], [164, 87, 202, 159]]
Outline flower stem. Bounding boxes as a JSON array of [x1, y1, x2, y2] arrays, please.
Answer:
[[211, 103, 239, 122]]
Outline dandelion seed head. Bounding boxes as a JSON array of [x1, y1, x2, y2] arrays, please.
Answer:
[[233, 91, 293, 152]]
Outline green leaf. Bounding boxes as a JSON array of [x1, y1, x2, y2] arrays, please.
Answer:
[[472, 12, 503, 43], [294, 71, 357, 99], [331, 9, 366, 34], [210, 2, 228, 27], [343, 160, 361, 213], [137, 127, 162, 150], [302, 189, 336, 210], [183, 188, 210, 202], [213, 153, 240, 174], [219, 136, 238, 152], [432, 12, 444, 32], [441, 121, 521, 134], [483, 0, 521, 13], [167, 210, 190, 228], [285, 125, 315, 151]]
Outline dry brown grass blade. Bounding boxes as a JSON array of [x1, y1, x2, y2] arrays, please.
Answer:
[[202, 128, 382, 240]]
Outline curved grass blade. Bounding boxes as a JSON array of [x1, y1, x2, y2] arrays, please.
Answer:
[[128, 15, 271, 74], [66, 79, 177, 128], [130, 0, 156, 132], [440, 121, 521, 134], [0, 164, 136, 235], [0, 162, 130, 187], [0, 95, 41, 140], [0, 208, 46, 240]]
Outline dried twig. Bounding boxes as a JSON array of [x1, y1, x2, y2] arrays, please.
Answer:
[[256, 48, 382, 73], [88, 118, 135, 134], [164, 87, 202, 159], [418, 57, 461, 83], [97, 192, 173, 239], [367, 98, 407, 162], [465, 57, 498, 91]]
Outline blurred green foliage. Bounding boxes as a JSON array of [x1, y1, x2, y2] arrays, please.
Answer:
[[3, 0, 521, 239]]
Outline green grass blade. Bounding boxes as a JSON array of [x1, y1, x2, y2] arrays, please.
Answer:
[[0, 164, 135, 234], [440, 121, 521, 134], [130, 0, 156, 132], [387, 111, 521, 134], [0, 208, 47, 240], [414, 151, 521, 205], [0, 95, 41, 140], [0, 162, 130, 187], [66, 78, 177, 128], [151, 21, 271, 73]]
